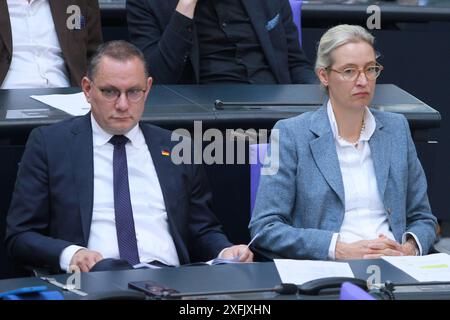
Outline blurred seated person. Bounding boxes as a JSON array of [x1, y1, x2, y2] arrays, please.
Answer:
[[127, 0, 316, 84], [0, 0, 102, 89], [249, 24, 437, 260], [5, 40, 252, 273]]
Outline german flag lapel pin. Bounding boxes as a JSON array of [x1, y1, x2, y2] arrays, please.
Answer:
[[161, 149, 170, 157]]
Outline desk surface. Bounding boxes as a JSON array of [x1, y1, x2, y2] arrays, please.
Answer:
[[301, 1, 450, 23], [2, 260, 448, 300], [0, 84, 440, 135], [99, 0, 450, 22]]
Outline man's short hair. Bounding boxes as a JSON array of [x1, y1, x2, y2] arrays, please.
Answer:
[[87, 40, 149, 80]]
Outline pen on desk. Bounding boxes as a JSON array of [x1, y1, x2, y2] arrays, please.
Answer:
[[231, 232, 261, 261], [247, 231, 261, 248], [230, 232, 261, 261]]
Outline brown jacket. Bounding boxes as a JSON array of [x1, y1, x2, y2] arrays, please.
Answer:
[[0, 0, 103, 87]]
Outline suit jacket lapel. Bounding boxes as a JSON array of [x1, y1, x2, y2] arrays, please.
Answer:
[[1, 0, 70, 59], [368, 117, 391, 201], [49, 0, 70, 59], [0, 0, 12, 55], [309, 106, 345, 205], [69, 113, 94, 245], [241, 0, 281, 83], [140, 124, 190, 264]]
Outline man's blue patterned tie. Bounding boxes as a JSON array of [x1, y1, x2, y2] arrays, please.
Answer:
[[109, 135, 140, 265]]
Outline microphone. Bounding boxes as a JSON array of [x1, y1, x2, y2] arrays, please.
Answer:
[[161, 283, 298, 299]]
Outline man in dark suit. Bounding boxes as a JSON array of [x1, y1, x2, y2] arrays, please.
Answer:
[[0, 0, 102, 88], [5, 40, 252, 273], [127, 0, 316, 84]]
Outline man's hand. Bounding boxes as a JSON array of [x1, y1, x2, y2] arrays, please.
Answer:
[[176, 0, 198, 19], [336, 235, 404, 260], [69, 249, 103, 272], [220, 245, 254, 262]]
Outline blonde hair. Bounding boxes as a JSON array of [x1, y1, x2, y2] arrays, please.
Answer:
[[315, 24, 376, 71]]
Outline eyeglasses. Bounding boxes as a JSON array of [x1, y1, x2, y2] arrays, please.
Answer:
[[91, 81, 147, 102], [327, 64, 384, 81]]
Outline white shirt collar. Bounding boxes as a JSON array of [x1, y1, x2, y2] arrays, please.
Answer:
[[326, 100, 376, 144], [90, 114, 145, 148]]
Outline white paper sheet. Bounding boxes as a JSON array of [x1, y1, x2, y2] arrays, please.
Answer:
[[382, 253, 450, 282], [30, 92, 91, 116], [274, 259, 355, 285]]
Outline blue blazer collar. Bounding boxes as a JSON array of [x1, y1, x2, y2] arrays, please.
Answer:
[[308, 105, 345, 205], [308, 103, 386, 137], [308, 104, 391, 205], [368, 115, 391, 201]]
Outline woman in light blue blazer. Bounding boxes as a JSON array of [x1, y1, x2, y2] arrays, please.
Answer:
[[249, 25, 437, 260]]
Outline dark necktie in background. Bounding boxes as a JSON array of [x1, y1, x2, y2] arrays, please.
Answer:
[[110, 135, 140, 266]]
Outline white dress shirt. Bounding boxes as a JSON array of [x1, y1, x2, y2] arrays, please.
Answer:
[[59, 115, 180, 271], [326, 101, 422, 259], [2, 0, 70, 89]]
